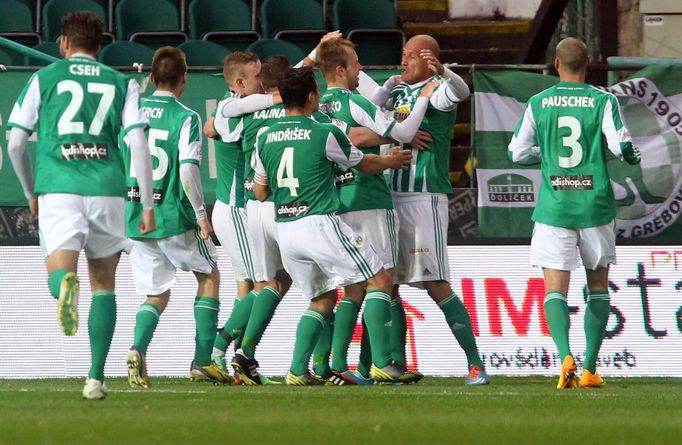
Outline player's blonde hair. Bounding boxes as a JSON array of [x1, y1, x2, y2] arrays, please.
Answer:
[[151, 46, 187, 88], [316, 38, 355, 79], [223, 51, 260, 85], [556, 37, 588, 74]]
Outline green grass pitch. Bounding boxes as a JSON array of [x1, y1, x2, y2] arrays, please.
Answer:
[[1, 377, 681, 444]]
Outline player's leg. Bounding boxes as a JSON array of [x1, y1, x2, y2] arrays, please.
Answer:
[[387, 274, 407, 366], [286, 290, 337, 386], [577, 222, 615, 387], [40, 193, 89, 336], [211, 202, 257, 366], [127, 239, 175, 388], [84, 252, 120, 400], [312, 309, 334, 378], [532, 222, 580, 389], [330, 283, 363, 374], [81, 195, 130, 399]]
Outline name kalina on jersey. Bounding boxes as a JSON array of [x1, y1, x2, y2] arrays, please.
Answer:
[[253, 108, 285, 120]]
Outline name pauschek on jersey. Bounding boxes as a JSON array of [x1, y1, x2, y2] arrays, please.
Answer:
[[265, 128, 311, 143], [550, 175, 593, 190], [127, 186, 165, 204], [541, 96, 595, 108], [277, 201, 309, 218], [61, 143, 109, 160]]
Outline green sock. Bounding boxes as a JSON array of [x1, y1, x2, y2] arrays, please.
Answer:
[[331, 297, 361, 372], [357, 319, 371, 377], [439, 293, 483, 368], [194, 296, 219, 366], [133, 303, 160, 355], [390, 298, 407, 365], [214, 291, 257, 353], [313, 312, 334, 376], [583, 291, 610, 373], [363, 290, 391, 368], [290, 309, 326, 376], [241, 287, 281, 358], [544, 291, 572, 359], [88, 292, 116, 381], [48, 268, 70, 299]]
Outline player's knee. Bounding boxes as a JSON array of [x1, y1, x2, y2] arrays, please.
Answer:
[[368, 269, 392, 293]]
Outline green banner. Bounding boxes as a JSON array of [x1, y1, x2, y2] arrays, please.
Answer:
[[474, 65, 682, 239], [0, 69, 398, 206]]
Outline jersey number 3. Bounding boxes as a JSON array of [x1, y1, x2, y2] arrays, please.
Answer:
[[57, 80, 115, 136], [557, 115, 583, 168]]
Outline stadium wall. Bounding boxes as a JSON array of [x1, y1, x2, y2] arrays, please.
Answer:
[[1, 245, 680, 378]]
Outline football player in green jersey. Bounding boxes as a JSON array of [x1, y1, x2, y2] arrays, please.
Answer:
[[315, 37, 437, 384], [509, 38, 640, 389], [123, 47, 232, 388], [253, 67, 421, 385], [202, 52, 283, 384], [7, 11, 155, 399], [359, 35, 488, 385]]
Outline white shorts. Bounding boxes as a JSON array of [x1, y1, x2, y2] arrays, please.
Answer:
[[339, 208, 398, 270], [212, 200, 255, 281], [531, 221, 617, 271], [246, 199, 284, 282], [130, 228, 218, 295], [277, 214, 383, 300], [38, 193, 130, 259], [393, 192, 450, 287]]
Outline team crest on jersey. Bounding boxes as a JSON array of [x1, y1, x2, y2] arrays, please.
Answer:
[[600, 77, 682, 237], [355, 235, 364, 245], [394, 104, 411, 123]]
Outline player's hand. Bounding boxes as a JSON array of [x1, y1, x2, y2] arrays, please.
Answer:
[[139, 209, 156, 235], [420, 49, 444, 76], [411, 130, 433, 151], [386, 147, 412, 169], [203, 117, 219, 139], [271, 90, 282, 105], [419, 79, 440, 98], [197, 218, 213, 240], [28, 195, 38, 219], [391, 75, 402, 84], [318, 30, 342, 47]]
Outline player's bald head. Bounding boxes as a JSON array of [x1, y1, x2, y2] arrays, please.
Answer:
[[555, 37, 588, 74], [404, 35, 440, 58]]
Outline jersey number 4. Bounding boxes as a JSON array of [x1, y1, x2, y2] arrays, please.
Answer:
[[557, 115, 583, 168], [277, 146, 299, 197], [57, 80, 115, 136]]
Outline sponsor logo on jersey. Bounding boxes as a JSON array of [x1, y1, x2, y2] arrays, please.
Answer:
[[277, 201, 309, 218], [243, 179, 254, 192], [127, 186, 164, 204], [487, 173, 535, 203], [335, 170, 355, 186], [410, 248, 430, 254], [61, 143, 109, 160], [550, 175, 594, 190]]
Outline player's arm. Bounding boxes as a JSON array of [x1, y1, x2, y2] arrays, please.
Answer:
[[419, 50, 470, 111], [348, 126, 391, 147], [218, 93, 279, 119], [178, 113, 212, 239], [294, 30, 342, 68], [122, 79, 156, 234], [204, 116, 219, 139], [7, 73, 40, 216], [325, 125, 411, 174], [253, 145, 271, 201], [357, 71, 399, 109], [602, 95, 640, 165], [508, 103, 541, 165]]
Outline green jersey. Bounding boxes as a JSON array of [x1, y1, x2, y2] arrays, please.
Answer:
[[508, 81, 639, 228], [123, 91, 203, 239], [320, 88, 394, 213], [213, 90, 246, 207], [254, 116, 364, 222], [389, 77, 458, 194], [8, 54, 147, 196], [235, 103, 285, 202]]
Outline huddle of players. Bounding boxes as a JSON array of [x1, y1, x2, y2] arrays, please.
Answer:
[[143, 32, 491, 387], [8, 10, 487, 397]]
